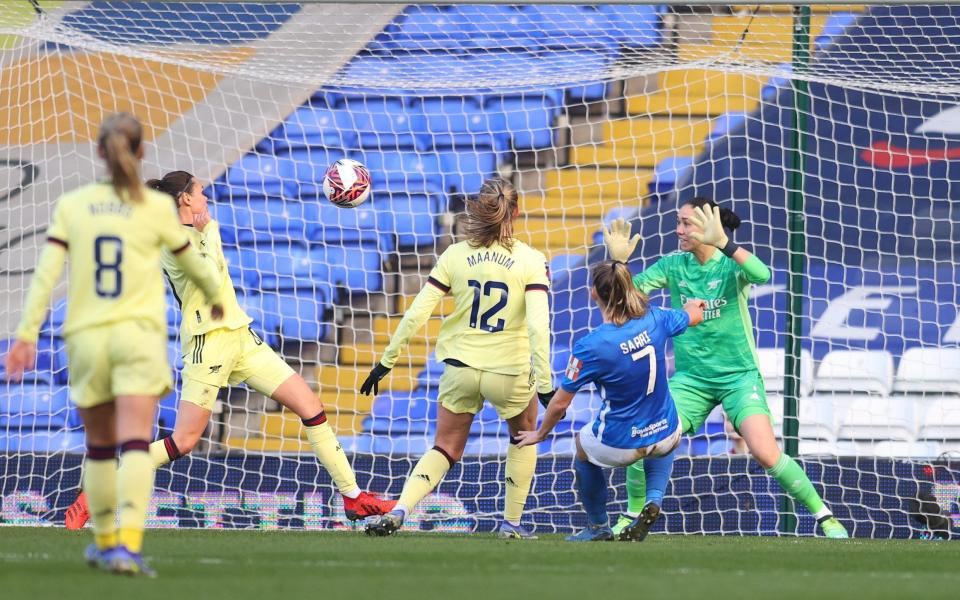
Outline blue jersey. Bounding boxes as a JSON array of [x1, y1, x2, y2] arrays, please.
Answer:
[[561, 307, 690, 449]]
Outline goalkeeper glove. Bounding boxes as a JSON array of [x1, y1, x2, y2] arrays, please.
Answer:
[[689, 205, 730, 249], [359, 362, 391, 396], [602, 218, 640, 262]]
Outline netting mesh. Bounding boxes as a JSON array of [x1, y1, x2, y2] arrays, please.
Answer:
[[0, 2, 958, 537]]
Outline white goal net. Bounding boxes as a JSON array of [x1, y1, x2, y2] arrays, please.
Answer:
[[1, 2, 958, 537]]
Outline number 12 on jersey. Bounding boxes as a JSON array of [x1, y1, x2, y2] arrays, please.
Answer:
[[467, 279, 508, 333]]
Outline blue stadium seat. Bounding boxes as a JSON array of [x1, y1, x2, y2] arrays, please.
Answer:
[[260, 105, 360, 153], [38, 298, 68, 339], [355, 100, 425, 151], [365, 391, 438, 435], [0, 429, 85, 453], [351, 150, 443, 194], [708, 112, 750, 141], [369, 5, 477, 53], [484, 93, 559, 150], [437, 148, 497, 196], [214, 153, 289, 201], [651, 156, 695, 196], [164, 290, 182, 338], [596, 4, 662, 46], [240, 243, 328, 292], [220, 245, 249, 288], [417, 354, 445, 389], [280, 147, 347, 199], [261, 291, 331, 343], [310, 202, 385, 249], [235, 292, 270, 336], [0, 383, 71, 429], [370, 435, 433, 455], [549, 253, 587, 287], [446, 5, 542, 51], [157, 389, 179, 432], [415, 96, 504, 151], [217, 198, 315, 245], [815, 12, 858, 50], [522, 5, 619, 53], [369, 193, 441, 249], [308, 244, 383, 292]]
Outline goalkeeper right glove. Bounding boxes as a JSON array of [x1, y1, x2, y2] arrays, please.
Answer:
[[359, 362, 391, 396], [602, 218, 641, 262]]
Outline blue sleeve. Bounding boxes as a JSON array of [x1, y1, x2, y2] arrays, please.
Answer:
[[560, 337, 601, 393], [658, 307, 690, 337]]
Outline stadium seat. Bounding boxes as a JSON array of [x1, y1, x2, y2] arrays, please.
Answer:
[[369, 193, 441, 249], [484, 93, 558, 151], [0, 383, 71, 429], [157, 389, 180, 432], [38, 298, 68, 339], [0, 429, 85, 453], [415, 96, 504, 151], [522, 5, 619, 53], [261, 291, 331, 344], [220, 245, 245, 286], [262, 105, 360, 153], [815, 12, 858, 50], [240, 243, 324, 292], [308, 244, 383, 292], [354, 100, 425, 151], [217, 198, 315, 246], [370, 435, 433, 455], [796, 397, 836, 443], [437, 147, 497, 196], [596, 4, 662, 46], [369, 5, 477, 53], [310, 202, 383, 248], [916, 398, 960, 443], [813, 350, 894, 395], [650, 156, 695, 196], [757, 348, 815, 396], [0, 339, 56, 384], [835, 396, 915, 446], [164, 290, 182, 338], [893, 347, 960, 395], [350, 150, 443, 195], [214, 153, 289, 201], [708, 111, 750, 140], [417, 354, 445, 389], [445, 5, 542, 52], [365, 391, 438, 435], [234, 292, 270, 339], [280, 147, 347, 199]]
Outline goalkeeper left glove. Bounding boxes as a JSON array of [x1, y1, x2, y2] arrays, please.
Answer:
[[602, 218, 640, 262]]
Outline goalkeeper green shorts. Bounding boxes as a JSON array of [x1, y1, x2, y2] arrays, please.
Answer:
[[669, 369, 772, 434]]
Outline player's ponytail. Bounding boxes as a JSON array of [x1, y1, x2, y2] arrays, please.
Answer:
[[462, 178, 519, 251], [146, 171, 195, 207], [684, 197, 742, 231], [592, 260, 649, 326], [98, 113, 144, 203]]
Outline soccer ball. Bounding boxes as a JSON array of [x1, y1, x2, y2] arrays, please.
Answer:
[[322, 158, 372, 208]]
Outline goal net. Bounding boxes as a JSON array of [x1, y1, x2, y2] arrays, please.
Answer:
[[1, 2, 958, 537]]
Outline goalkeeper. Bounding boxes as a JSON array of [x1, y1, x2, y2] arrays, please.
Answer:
[[603, 198, 848, 539]]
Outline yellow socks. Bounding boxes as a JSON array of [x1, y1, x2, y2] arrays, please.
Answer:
[[148, 436, 181, 468], [116, 440, 155, 554], [83, 446, 118, 550], [504, 439, 537, 525], [303, 412, 359, 497], [397, 447, 454, 514]]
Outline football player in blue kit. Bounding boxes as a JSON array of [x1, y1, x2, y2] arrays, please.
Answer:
[[517, 260, 705, 541]]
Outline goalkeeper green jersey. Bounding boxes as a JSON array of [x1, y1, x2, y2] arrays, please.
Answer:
[[632, 249, 771, 383]]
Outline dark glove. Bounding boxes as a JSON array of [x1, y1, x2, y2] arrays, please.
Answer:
[[360, 362, 392, 396]]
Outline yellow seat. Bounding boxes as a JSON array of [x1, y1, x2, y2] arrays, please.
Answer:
[[626, 94, 759, 118], [317, 365, 419, 392], [339, 343, 431, 368], [569, 144, 697, 169], [262, 409, 367, 438], [514, 216, 598, 252], [605, 117, 715, 150]]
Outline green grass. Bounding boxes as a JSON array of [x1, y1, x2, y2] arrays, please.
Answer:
[[2, 527, 960, 600]]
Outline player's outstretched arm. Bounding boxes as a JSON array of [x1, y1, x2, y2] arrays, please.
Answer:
[[689, 205, 770, 284], [516, 388, 574, 447], [360, 280, 445, 396], [6, 240, 69, 379]]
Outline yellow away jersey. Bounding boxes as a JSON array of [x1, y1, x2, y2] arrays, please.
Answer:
[[430, 239, 549, 375], [36, 183, 194, 337], [161, 220, 251, 338]]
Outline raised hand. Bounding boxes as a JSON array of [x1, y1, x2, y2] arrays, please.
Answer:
[[689, 205, 729, 249], [602, 218, 640, 262]]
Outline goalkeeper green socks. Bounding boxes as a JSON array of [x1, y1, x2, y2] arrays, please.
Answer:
[[766, 453, 831, 519], [625, 460, 647, 516]]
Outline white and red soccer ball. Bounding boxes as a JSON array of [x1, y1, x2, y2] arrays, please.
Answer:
[[322, 158, 371, 208]]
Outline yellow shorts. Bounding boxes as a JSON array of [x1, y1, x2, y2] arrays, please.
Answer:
[[180, 327, 295, 411], [438, 363, 534, 420], [66, 320, 172, 409]]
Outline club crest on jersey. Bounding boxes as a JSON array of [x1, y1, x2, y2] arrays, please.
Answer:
[[565, 356, 583, 381], [707, 279, 722, 291], [678, 280, 689, 288]]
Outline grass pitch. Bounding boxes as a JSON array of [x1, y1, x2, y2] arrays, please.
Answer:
[[2, 527, 959, 600]]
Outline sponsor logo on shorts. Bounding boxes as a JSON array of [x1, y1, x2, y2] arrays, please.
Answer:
[[631, 418, 669, 439]]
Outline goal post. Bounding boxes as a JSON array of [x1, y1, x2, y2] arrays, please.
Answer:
[[0, 2, 958, 537]]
